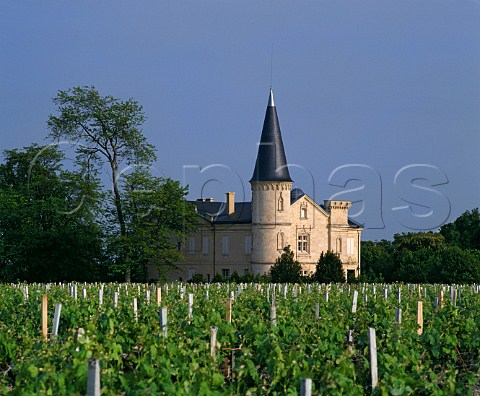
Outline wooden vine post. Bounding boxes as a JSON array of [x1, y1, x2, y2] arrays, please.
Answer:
[[417, 301, 423, 335], [133, 298, 138, 323], [41, 294, 48, 340], [300, 378, 312, 396], [159, 307, 168, 337], [352, 290, 358, 313], [270, 303, 276, 326], [52, 303, 62, 337], [368, 327, 378, 391], [210, 326, 217, 360], [156, 287, 161, 306], [87, 358, 101, 396], [226, 298, 232, 323], [188, 293, 193, 320]]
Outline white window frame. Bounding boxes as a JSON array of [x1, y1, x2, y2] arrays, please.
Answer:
[[277, 232, 284, 250], [189, 236, 195, 255], [202, 236, 209, 255], [222, 235, 229, 255], [222, 268, 230, 278], [244, 235, 252, 255], [298, 234, 309, 253], [347, 237, 355, 255], [300, 206, 307, 219], [336, 237, 342, 253], [188, 268, 196, 280]]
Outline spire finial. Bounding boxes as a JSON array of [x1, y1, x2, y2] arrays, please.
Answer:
[[268, 88, 275, 107]]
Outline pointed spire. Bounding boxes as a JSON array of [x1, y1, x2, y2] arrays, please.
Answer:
[[250, 89, 292, 183], [268, 88, 275, 107]]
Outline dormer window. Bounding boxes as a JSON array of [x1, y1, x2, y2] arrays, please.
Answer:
[[300, 205, 307, 219]]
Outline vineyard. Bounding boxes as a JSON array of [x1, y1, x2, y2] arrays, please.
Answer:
[[1, 282, 479, 395]]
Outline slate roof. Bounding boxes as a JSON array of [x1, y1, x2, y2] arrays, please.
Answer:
[[250, 89, 293, 183], [192, 200, 252, 224]]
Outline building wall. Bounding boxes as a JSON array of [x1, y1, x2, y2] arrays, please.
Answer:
[[251, 181, 292, 274], [162, 221, 253, 281], [159, 196, 362, 281]]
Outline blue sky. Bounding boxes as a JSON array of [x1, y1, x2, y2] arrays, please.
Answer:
[[1, 1, 479, 240]]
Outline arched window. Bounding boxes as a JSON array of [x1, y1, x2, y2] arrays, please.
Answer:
[[277, 232, 285, 250], [278, 193, 284, 211], [336, 237, 342, 253]]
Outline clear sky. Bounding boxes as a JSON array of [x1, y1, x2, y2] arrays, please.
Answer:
[[1, 1, 479, 240]]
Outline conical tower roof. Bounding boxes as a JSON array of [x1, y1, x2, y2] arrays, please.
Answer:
[[250, 89, 292, 183]]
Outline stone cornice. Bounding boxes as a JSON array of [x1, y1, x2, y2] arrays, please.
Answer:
[[324, 200, 352, 210], [251, 181, 293, 191]]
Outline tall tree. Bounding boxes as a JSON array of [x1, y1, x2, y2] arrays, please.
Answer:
[[48, 86, 156, 281], [440, 209, 480, 250], [361, 240, 394, 282], [270, 246, 302, 283], [0, 144, 104, 282], [112, 169, 197, 281], [314, 250, 346, 283]]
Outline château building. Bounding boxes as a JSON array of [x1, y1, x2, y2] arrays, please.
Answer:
[[156, 89, 363, 281]]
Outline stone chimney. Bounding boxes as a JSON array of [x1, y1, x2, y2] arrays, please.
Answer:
[[226, 192, 235, 215]]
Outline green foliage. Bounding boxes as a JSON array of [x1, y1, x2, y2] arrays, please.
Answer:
[[47, 86, 157, 282], [0, 145, 104, 282], [314, 250, 346, 283], [440, 208, 480, 250], [2, 282, 480, 394], [110, 169, 197, 282], [47, 86, 197, 282], [360, 240, 393, 282], [269, 246, 302, 283], [362, 221, 480, 283]]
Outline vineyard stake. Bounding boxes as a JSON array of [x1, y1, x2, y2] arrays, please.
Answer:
[[114, 292, 119, 309], [188, 293, 193, 320], [87, 358, 101, 396], [159, 307, 168, 337], [368, 327, 378, 390], [417, 301, 423, 335], [52, 303, 62, 337], [156, 287, 161, 306], [347, 329, 354, 352], [395, 307, 402, 340], [98, 287, 103, 306], [226, 298, 232, 323], [315, 302, 319, 319], [41, 294, 48, 340], [300, 378, 312, 396], [133, 297, 138, 323], [352, 290, 358, 313], [270, 303, 276, 326], [210, 326, 217, 360]]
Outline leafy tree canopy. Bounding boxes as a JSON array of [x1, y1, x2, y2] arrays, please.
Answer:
[[440, 208, 480, 250], [0, 144, 104, 282], [47, 86, 197, 282], [270, 246, 302, 283], [314, 250, 346, 283]]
